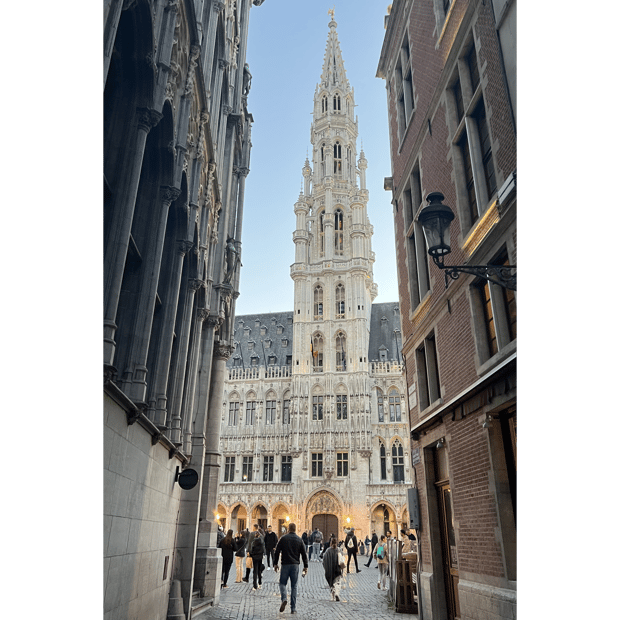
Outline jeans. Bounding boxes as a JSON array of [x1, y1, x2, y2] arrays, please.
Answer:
[[265, 548, 275, 567], [312, 542, 321, 559], [279, 564, 300, 611]]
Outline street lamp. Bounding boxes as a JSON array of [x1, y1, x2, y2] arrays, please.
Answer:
[[418, 192, 516, 290]]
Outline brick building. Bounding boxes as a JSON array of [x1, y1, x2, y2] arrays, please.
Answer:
[[377, 2, 516, 620]]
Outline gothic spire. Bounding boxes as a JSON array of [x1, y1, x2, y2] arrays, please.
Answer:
[[318, 12, 350, 94]]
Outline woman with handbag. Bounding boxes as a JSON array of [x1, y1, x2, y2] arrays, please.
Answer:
[[234, 530, 246, 583], [322, 538, 345, 601], [217, 529, 237, 588]]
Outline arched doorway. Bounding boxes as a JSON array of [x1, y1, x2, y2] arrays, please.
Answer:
[[231, 504, 248, 534], [306, 490, 341, 540], [251, 504, 268, 531], [216, 503, 227, 530], [371, 502, 397, 537]]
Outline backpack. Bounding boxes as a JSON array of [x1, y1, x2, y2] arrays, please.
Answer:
[[376, 545, 385, 560], [347, 537, 354, 549], [313, 531, 321, 542], [251, 535, 262, 554]]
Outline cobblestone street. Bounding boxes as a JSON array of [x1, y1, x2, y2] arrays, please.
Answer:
[[196, 557, 418, 620]]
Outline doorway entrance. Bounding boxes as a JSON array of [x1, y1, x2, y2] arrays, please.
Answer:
[[312, 513, 338, 541], [434, 446, 460, 620]]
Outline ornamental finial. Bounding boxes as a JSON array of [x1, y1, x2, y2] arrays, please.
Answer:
[[328, 6, 335, 21]]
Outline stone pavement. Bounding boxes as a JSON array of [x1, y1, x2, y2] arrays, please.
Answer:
[[196, 555, 419, 619]]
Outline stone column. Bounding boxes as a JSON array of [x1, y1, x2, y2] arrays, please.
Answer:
[[166, 277, 204, 445], [119, 185, 181, 406], [193, 340, 233, 602], [180, 309, 212, 454], [147, 238, 193, 428], [104, 107, 162, 369], [210, 59, 229, 145], [201, 1, 226, 93]]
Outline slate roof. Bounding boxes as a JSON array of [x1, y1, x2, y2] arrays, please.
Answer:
[[228, 303, 402, 368]]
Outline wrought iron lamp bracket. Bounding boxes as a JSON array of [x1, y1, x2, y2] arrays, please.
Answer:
[[432, 255, 517, 290]]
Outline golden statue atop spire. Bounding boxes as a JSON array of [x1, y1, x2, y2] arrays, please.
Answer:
[[328, 6, 335, 21]]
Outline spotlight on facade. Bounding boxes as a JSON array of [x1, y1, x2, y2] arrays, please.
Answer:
[[435, 438, 445, 450], [482, 414, 492, 429], [418, 192, 516, 290]]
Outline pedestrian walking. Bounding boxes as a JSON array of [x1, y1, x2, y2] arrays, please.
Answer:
[[373, 535, 390, 590], [344, 527, 361, 573], [234, 530, 246, 583], [311, 527, 323, 562], [365, 530, 378, 567], [364, 534, 371, 555], [248, 524, 265, 590], [322, 537, 345, 601], [217, 529, 237, 589], [274, 522, 308, 615], [264, 524, 278, 570]]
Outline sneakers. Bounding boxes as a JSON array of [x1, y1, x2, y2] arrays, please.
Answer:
[[335, 595, 340, 602], [377, 582, 381, 589], [258, 585, 262, 589], [356, 569, 362, 573], [279, 600, 287, 612], [253, 587, 257, 591]]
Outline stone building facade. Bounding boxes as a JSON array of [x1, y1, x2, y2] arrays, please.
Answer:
[[377, 2, 516, 620], [103, 1, 266, 619], [216, 16, 412, 541]]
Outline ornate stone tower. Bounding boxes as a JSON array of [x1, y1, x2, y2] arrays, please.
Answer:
[[217, 13, 410, 543], [291, 13, 378, 383]]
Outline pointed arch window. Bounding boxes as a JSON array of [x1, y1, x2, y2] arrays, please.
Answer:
[[333, 93, 341, 111], [334, 208, 344, 255], [377, 388, 385, 422], [265, 391, 276, 425], [335, 283, 345, 318], [388, 388, 402, 422], [314, 285, 324, 320], [333, 142, 342, 178], [312, 390, 324, 420], [245, 397, 256, 425], [335, 330, 347, 372], [228, 398, 240, 426], [312, 333, 324, 372], [319, 211, 325, 256], [322, 94, 328, 114], [380, 442, 387, 480], [392, 440, 405, 483], [320, 144, 326, 177]]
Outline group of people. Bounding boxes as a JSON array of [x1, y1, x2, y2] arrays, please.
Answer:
[[217, 522, 417, 612]]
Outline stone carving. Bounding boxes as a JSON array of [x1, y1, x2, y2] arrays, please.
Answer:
[[136, 107, 163, 133], [310, 492, 338, 515], [184, 45, 201, 97]]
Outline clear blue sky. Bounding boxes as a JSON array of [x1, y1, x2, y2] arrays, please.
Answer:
[[236, 0, 397, 315]]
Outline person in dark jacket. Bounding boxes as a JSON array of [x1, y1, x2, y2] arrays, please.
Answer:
[[322, 537, 344, 601], [344, 528, 361, 573], [264, 524, 278, 570], [217, 529, 237, 588], [234, 530, 246, 583], [365, 531, 378, 567], [274, 522, 308, 615], [248, 525, 265, 590]]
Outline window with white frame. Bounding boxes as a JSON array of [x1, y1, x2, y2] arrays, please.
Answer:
[[336, 452, 348, 477], [311, 453, 323, 477], [336, 394, 348, 420], [263, 455, 274, 482], [242, 456, 253, 482], [224, 456, 235, 482], [388, 388, 402, 422], [312, 393, 324, 420], [228, 400, 239, 426], [283, 397, 291, 424], [265, 398, 276, 425], [281, 455, 292, 482], [416, 332, 441, 411], [245, 398, 256, 425], [333, 142, 342, 178], [392, 441, 405, 483]]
